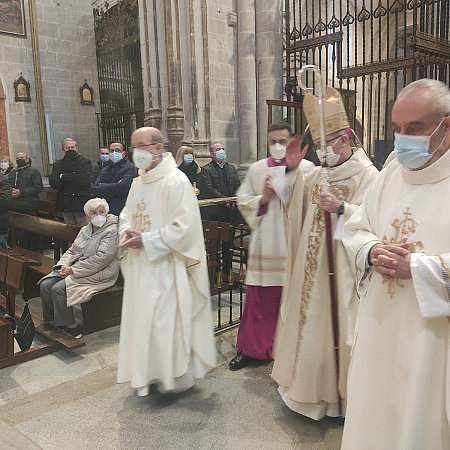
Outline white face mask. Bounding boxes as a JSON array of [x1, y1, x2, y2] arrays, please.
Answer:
[[316, 136, 343, 167], [269, 143, 286, 160], [0, 162, 9, 171], [91, 215, 107, 228], [133, 148, 161, 170]]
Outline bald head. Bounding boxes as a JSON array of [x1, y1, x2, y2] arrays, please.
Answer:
[[131, 127, 165, 171]]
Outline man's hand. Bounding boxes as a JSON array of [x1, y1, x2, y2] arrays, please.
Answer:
[[58, 266, 73, 278], [119, 229, 143, 249], [285, 135, 308, 170], [261, 174, 274, 205], [319, 191, 341, 213], [12, 188, 20, 198], [369, 241, 411, 281]]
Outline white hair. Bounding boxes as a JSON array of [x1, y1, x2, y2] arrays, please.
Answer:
[[84, 198, 109, 215], [398, 78, 450, 119]]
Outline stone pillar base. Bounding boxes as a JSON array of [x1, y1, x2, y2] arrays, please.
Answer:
[[143, 108, 162, 130]]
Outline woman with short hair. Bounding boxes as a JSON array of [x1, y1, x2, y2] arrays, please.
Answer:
[[39, 198, 120, 338]]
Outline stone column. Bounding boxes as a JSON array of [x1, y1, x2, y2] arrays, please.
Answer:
[[0, 79, 9, 157], [255, 1, 283, 159], [237, 0, 257, 164], [141, 0, 164, 134], [163, 0, 184, 155]]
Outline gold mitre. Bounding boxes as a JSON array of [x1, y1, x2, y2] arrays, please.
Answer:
[[303, 86, 350, 141]]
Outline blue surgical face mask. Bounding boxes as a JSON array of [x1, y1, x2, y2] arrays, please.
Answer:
[[394, 119, 444, 169], [100, 154, 110, 163], [110, 151, 123, 164], [215, 149, 226, 161], [184, 154, 194, 164]]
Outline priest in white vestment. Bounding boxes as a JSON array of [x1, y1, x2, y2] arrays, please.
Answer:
[[117, 127, 216, 396], [271, 87, 379, 420], [229, 121, 315, 371], [341, 79, 450, 449]]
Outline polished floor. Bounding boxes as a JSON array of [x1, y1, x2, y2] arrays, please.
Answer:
[[0, 322, 343, 450]]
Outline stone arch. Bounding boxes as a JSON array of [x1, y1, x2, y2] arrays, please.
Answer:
[[0, 78, 9, 157]]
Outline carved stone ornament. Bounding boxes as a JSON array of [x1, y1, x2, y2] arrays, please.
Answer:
[[14, 73, 31, 102], [80, 80, 94, 105]]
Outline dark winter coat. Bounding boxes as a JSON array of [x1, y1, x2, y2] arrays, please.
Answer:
[[49, 153, 93, 213], [178, 162, 200, 185], [199, 160, 241, 223], [92, 160, 110, 183], [91, 157, 137, 215], [8, 163, 43, 212], [0, 176, 12, 234]]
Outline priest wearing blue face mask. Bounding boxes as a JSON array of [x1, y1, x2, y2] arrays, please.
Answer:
[[91, 142, 137, 216], [342, 79, 450, 450]]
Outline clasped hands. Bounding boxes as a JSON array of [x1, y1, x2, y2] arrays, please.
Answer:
[[119, 229, 143, 249], [369, 241, 411, 282], [58, 266, 73, 278]]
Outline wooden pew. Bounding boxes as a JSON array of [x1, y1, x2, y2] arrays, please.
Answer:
[[0, 251, 60, 369], [5, 212, 124, 339]]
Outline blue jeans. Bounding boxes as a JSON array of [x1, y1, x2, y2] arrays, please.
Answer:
[[0, 233, 8, 249]]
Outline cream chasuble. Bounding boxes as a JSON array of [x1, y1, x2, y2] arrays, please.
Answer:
[[272, 148, 378, 420], [341, 150, 450, 450], [117, 153, 216, 392], [237, 158, 289, 286]]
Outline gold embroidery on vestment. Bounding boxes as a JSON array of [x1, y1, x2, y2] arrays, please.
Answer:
[[290, 183, 350, 382], [381, 208, 420, 298], [132, 198, 152, 232]]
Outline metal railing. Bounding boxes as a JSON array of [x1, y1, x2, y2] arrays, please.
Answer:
[[198, 197, 248, 334]]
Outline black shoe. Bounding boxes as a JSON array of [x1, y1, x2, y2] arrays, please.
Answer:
[[62, 325, 83, 339], [229, 352, 252, 371]]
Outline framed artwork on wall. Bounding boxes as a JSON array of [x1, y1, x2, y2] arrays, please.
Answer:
[[0, 0, 26, 38], [80, 80, 94, 105], [14, 73, 31, 102]]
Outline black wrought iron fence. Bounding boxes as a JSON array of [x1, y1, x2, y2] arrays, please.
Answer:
[[198, 197, 247, 334]]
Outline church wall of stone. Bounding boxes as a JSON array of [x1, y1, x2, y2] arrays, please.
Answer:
[[206, 2, 239, 163], [0, 0, 100, 173]]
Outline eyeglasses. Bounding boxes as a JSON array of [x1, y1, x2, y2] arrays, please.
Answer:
[[267, 139, 289, 146], [313, 135, 343, 151], [131, 143, 158, 151]]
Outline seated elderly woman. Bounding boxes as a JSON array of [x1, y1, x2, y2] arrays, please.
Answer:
[[39, 198, 120, 338]]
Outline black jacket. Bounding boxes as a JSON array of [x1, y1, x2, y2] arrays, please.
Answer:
[[199, 161, 241, 223], [92, 160, 110, 183], [8, 163, 43, 212], [91, 158, 137, 215], [200, 161, 240, 199], [0, 176, 12, 234], [178, 162, 199, 185], [49, 153, 93, 212]]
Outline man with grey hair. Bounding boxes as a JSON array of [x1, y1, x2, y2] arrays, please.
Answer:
[[49, 138, 92, 226], [341, 79, 450, 449]]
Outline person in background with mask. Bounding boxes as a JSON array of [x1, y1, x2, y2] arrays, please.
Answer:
[[271, 87, 378, 420], [49, 138, 92, 226], [0, 155, 14, 176], [229, 121, 315, 371], [200, 142, 241, 275], [117, 126, 216, 397], [39, 198, 119, 339], [176, 145, 201, 187], [92, 147, 111, 183], [91, 142, 136, 216], [7, 152, 43, 251], [341, 80, 450, 449]]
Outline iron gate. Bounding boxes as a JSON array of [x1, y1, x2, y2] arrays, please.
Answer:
[[284, 0, 450, 166], [93, 0, 144, 151]]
